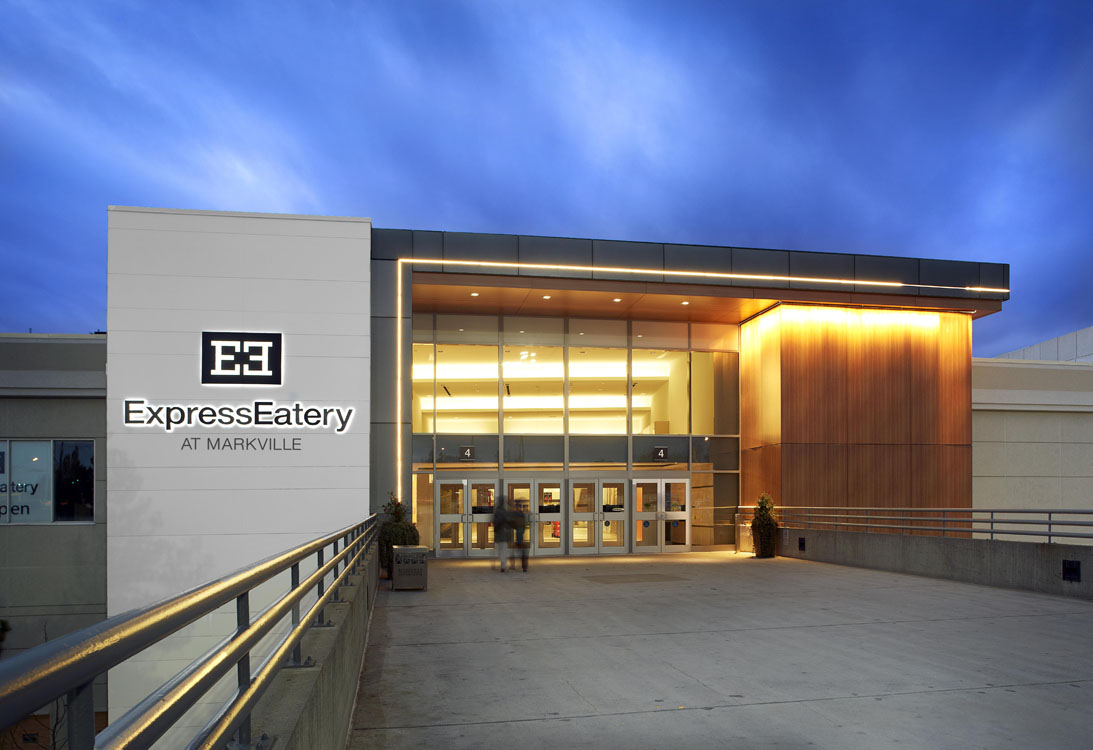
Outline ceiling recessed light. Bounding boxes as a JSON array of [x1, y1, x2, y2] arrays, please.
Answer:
[[681, 301, 690, 305], [637, 334, 643, 338], [519, 330, 525, 334], [470, 292, 479, 297], [542, 295, 552, 300], [458, 328, 464, 332], [579, 332, 585, 335], [612, 298, 622, 303]]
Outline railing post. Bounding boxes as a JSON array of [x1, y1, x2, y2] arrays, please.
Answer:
[[235, 592, 251, 748], [66, 680, 95, 750], [290, 562, 302, 666], [901, 510, 905, 536], [331, 539, 342, 602], [316, 547, 326, 626], [990, 511, 995, 541], [1048, 512, 1053, 544], [941, 510, 946, 538], [864, 508, 869, 534]]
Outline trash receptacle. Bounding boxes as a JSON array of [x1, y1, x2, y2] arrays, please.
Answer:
[[391, 545, 428, 590]]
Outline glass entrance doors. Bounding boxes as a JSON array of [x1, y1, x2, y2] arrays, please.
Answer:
[[570, 480, 628, 554], [633, 479, 691, 553], [504, 480, 564, 556], [436, 479, 499, 557]]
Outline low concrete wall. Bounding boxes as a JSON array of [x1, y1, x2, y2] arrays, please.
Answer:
[[252, 545, 379, 750], [776, 528, 1093, 600]]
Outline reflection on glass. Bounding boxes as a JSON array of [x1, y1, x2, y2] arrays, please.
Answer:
[[412, 474, 434, 550], [439, 523, 462, 550], [412, 344, 435, 433], [503, 345, 563, 433], [539, 484, 561, 514], [602, 482, 625, 513], [568, 347, 627, 434], [666, 482, 687, 512], [439, 484, 463, 515], [508, 483, 531, 514], [53, 440, 93, 522], [471, 520, 493, 550], [572, 483, 595, 513], [665, 520, 687, 546], [691, 351, 740, 435], [538, 522, 561, 548], [602, 519, 624, 547], [572, 521, 594, 547], [631, 350, 689, 434], [470, 483, 496, 514], [635, 519, 658, 547], [434, 344, 499, 434], [636, 482, 658, 512]]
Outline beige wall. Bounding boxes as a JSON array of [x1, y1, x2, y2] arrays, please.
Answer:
[[972, 358, 1093, 543]]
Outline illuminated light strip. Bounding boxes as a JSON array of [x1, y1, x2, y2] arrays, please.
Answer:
[[403, 257, 1010, 294], [393, 255, 1008, 500]]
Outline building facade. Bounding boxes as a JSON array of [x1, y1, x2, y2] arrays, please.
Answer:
[[2, 206, 1013, 728]]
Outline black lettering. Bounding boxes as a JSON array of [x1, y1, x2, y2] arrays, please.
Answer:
[[124, 399, 146, 425], [207, 437, 222, 450], [292, 438, 301, 451], [274, 407, 292, 426], [146, 404, 164, 425], [165, 406, 186, 431], [198, 407, 217, 425], [304, 408, 321, 426], [254, 401, 273, 426], [218, 406, 234, 425], [236, 406, 252, 426]]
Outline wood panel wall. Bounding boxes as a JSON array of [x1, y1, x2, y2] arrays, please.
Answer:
[[740, 305, 972, 513]]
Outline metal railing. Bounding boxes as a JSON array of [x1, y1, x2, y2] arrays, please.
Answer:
[[736, 506, 1093, 543], [0, 515, 377, 750]]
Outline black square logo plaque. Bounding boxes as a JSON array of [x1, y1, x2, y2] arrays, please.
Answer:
[[201, 332, 283, 385]]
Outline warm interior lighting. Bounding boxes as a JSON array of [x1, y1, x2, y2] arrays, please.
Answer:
[[470, 292, 479, 297], [681, 301, 689, 305], [612, 298, 622, 302], [420, 394, 652, 411], [542, 295, 552, 299]]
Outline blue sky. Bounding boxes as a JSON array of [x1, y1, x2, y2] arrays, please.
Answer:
[[1, 0, 1090, 355]]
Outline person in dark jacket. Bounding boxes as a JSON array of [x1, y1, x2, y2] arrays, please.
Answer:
[[509, 502, 529, 572], [492, 498, 510, 572]]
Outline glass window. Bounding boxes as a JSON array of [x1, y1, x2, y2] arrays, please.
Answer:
[[632, 350, 689, 434], [691, 436, 739, 471], [504, 316, 564, 346], [434, 344, 499, 434], [691, 351, 740, 435], [53, 441, 94, 522], [412, 343, 435, 434], [8, 441, 53, 522], [690, 323, 739, 351], [436, 314, 498, 345], [567, 318, 626, 348], [568, 347, 627, 434], [502, 345, 563, 434], [411, 435, 434, 471], [568, 436, 627, 470], [502, 436, 563, 470], [412, 313, 434, 343], [633, 320, 688, 349], [633, 436, 689, 470], [435, 435, 499, 470], [412, 474, 434, 550]]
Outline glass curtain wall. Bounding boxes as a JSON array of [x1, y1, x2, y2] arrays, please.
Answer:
[[411, 314, 742, 547]]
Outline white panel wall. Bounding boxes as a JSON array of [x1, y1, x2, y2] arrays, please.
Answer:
[[105, 208, 370, 729], [972, 358, 1093, 546]]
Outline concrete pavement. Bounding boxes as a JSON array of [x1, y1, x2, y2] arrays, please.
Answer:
[[346, 553, 1093, 749]]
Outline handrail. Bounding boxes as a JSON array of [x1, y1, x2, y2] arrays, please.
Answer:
[[735, 506, 1093, 543], [0, 514, 378, 750]]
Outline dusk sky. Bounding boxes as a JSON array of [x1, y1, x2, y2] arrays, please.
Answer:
[[2, 0, 1091, 356]]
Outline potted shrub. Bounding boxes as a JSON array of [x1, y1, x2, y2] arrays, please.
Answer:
[[379, 493, 420, 577], [751, 493, 778, 558]]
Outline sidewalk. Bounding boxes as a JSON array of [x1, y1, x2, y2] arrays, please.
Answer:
[[347, 553, 1093, 749]]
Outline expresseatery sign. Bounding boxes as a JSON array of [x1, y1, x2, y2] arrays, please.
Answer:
[[122, 331, 355, 434], [123, 399, 353, 433]]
